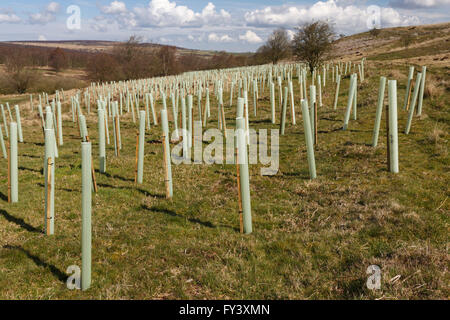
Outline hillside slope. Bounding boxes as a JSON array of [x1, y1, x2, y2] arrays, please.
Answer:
[[333, 22, 450, 66]]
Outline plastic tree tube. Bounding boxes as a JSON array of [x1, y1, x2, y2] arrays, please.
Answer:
[[403, 66, 414, 110], [137, 111, 146, 184], [44, 128, 55, 235], [161, 109, 173, 198], [372, 77, 387, 147], [98, 108, 106, 173], [417, 66, 427, 116], [270, 82, 275, 124], [236, 117, 252, 234], [309, 85, 316, 138], [0, 124, 6, 159], [289, 80, 296, 125], [57, 101, 63, 146], [343, 74, 356, 130], [10, 122, 18, 203], [301, 99, 317, 179], [1, 104, 8, 137], [405, 72, 422, 134], [14, 105, 23, 143], [388, 80, 399, 173], [81, 141, 92, 291], [333, 75, 341, 110], [280, 87, 288, 135]]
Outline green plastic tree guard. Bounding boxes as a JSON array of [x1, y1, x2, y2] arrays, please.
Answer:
[[81, 141, 92, 291], [388, 80, 399, 173], [137, 111, 146, 184], [10, 122, 18, 203], [403, 66, 414, 110], [301, 99, 317, 179], [44, 128, 55, 235], [236, 117, 252, 234], [14, 105, 23, 143], [1, 104, 8, 138], [405, 72, 422, 134], [280, 87, 288, 135], [333, 75, 341, 110], [0, 124, 6, 159], [417, 66, 427, 116], [57, 101, 63, 146], [343, 74, 356, 130], [270, 82, 275, 124], [161, 109, 173, 198], [98, 108, 106, 173], [372, 76, 387, 147]]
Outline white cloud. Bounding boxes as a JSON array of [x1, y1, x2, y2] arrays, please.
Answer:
[[46, 2, 60, 13], [286, 29, 295, 41], [208, 33, 233, 42], [29, 1, 61, 24], [91, 21, 108, 33], [239, 30, 263, 43], [0, 12, 21, 23], [244, 0, 421, 34], [390, 0, 450, 9], [101, 1, 128, 14], [38, 35, 47, 41], [100, 0, 231, 28]]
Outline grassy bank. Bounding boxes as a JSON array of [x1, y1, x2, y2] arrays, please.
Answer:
[[0, 61, 448, 299]]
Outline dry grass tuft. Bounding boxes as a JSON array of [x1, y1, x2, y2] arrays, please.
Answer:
[[424, 76, 444, 99], [426, 125, 446, 144]]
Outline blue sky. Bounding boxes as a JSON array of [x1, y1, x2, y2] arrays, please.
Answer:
[[1, 0, 449, 52]]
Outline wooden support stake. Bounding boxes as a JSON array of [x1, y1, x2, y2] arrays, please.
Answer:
[[85, 136, 98, 193], [406, 82, 413, 111], [46, 157, 53, 235]]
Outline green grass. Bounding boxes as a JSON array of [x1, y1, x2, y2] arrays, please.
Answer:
[[0, 61, 448, 299]]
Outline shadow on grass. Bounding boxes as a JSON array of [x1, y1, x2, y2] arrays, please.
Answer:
[[250, 118, 272, 124], [0, 191, 7, 202], [3, 245, 67, 283], [96, 171, 134, 182], [141, 204, 217, 229], [19, 166, 42, 174], [0, 209, 42, 233], [36, 182, 78, 193], [98, 183, 165, 198], [22, 154, 41, 159]]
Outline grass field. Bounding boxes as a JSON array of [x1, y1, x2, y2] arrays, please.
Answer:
[[0, 60, 448, 299]]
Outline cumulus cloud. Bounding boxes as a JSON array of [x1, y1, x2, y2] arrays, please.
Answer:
[[0, 12, 21, 23], [29, 1, 61, 24], [100, 0, 232, 28], [208, 33, 233, 42], [38, 35, 47, 41], [244, 0, 420, 34], [239, 30, 263, 43], [101, 1, 127, 14], [390, 0, 450, 9]]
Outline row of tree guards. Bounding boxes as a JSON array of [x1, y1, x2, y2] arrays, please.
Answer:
[[1, 59, 428, 291]]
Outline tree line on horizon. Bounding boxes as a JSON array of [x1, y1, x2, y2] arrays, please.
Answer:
[[0, 21, 335, 94]]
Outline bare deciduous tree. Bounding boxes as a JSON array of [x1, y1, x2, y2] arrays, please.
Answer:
[[257, 28, 292, 64], [292, 21, 335, 74]]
